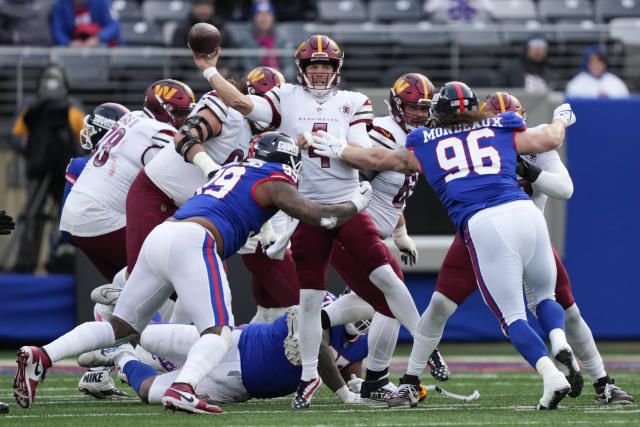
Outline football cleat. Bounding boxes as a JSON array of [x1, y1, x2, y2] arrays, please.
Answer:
[[78, 343, 135, 368], [162, 383, 223, 414], [13, 346, 51, 408], [554, 348, 584, 398], [387, 382, 420, 409], [537, 370, 570, 410], [283, 307, 301, 366], [428, 348, 450, 382], [78, 367, 128, 399], [594, 376, 635, 405], [291, 377, 322, 409], [91, 283, 124, 306], [0, 401, 8, 414], [360, 378, 397, 402]]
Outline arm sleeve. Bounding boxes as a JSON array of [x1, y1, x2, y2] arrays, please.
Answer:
[[530, 151, 573, 200], [347, 122, 371, 148], [246, 93, 277, 126]]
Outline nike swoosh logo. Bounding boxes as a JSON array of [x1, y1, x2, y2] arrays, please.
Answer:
[[173, 390, 195, 403], [34, 361, 41, 376]]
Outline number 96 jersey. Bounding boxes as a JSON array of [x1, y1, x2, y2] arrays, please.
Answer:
[[406, 111, 529, 232], [173, 159, 298, 260]]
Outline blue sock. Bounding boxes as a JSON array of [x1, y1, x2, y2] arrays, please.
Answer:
[[123, 360, 158, 394], [536, 299, 565, 335], [508, 319, 548, 367]]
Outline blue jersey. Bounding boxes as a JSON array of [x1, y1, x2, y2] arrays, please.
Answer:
[[238, 314, 367, 398], [173, 159, 298, 259], [406, 112, 529, 232], [61, 157, 89, 243]]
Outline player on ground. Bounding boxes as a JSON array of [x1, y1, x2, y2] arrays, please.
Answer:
[[412, 92, 632, 405], [59, 81, 193, 283], [14, 132, 372, 414], [323, 74, 449, 401], [191, 34, 421, 409], [310, 81, 580, 410]]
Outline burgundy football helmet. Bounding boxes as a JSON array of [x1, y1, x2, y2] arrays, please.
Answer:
[[295, 35, 343, 95], [239, 66, 285, 96], [143, 79, 196, 128], [388, 73, 436, 132], [479, 91, 527, 122], [80, 102, 130, 151]]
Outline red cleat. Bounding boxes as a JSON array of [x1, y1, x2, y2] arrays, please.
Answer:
[[161, 383, 223, 414], [13, 346, 51, 408]]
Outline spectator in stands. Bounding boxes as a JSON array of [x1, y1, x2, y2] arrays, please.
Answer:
[[50, 0, 123, 47], [423, 0, 494, 23], [0, 0, 52, 45], [172, 0, 233, 49], [565, 45, 630, 98], [495, 36, 561, 92], [239, 1, 295, 81]]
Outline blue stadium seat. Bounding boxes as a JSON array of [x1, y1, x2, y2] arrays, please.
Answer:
[[538, 0, 594, 22], [317, 0, 368, 23], [121, 21, 164, 46], [490, 0, 537, 22], [595, 0, 640, 22], [142, 0, 191, 24], [368, 0, 421, 23]]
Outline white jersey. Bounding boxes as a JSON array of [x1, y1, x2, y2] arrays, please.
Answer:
[[145, 91, 252, 206], [248, 83, 373, 203], [519, 125, 573, 213], [366, 116, 418, 238], [60, 111, 175, 236]]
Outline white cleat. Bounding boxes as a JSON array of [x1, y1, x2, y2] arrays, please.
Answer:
[[91, 283, 124, 306], [78, 367, 128, 399], [537, 371, 570, 410], [78, 343, 135, 368]]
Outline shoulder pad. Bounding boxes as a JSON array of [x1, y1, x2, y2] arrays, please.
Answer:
[[368, 125, 396, 149]]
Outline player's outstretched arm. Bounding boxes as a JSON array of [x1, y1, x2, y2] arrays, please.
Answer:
[[267, 180, 371, 229], [516, 103, 576, 154], [174, 108, 223, 178], [191, 50, 254, 115]]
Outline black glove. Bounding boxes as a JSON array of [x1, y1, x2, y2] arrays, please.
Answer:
[[0, 210, 16, 235], [516, 156, 542, 183]]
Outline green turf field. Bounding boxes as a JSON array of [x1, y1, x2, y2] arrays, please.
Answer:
[[0, 343, 638, 426]]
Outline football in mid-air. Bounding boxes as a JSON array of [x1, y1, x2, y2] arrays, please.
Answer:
[[187, 23, 221, 55]]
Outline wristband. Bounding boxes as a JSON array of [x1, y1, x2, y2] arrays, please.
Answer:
[[193, 151, 221, 179], [392, 224, 408, 239], [203, 67, 218, 81]]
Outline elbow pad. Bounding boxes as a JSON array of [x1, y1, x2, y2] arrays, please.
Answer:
[[176, 133, 201, 161]]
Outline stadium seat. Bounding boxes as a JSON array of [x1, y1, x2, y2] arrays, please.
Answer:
[[56, 51, 110, 89], [460, 68, 497, 87], [609, 17, 640, 45], [142, 0, 190, 24], [368, 0, 421, 23], [389, 22, 451, 46], [276, 22, 314, 46], [538, 0, 594, 22], [332, 23, 392, 45], [500, 20, 547, 43], [595, 0, 640, 22], [317, 0, 368, 23], [121, 21, 164, 46], [112, 0, 143, 22], [554, 20, 603, 43], [110, 51, 167, 69], [455, 21, 502, 46], [223, 21, 251, 45], [490, 0, 537, 23]]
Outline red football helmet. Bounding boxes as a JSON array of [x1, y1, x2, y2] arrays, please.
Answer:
[[143, 79, 196, 128], [295, 35, 343, 95], [479, 91, 527, 122], [239, 66, 285, 96], [388, 73, 436, 132]]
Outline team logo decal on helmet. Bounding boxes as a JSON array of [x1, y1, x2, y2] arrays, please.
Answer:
[[80, 102, 130, 151], [479, 91, 527, 122], [430, 81, 479, 118], [143, 79, 196, 128], [248, 131, 303, 179], [240, 66, 285, 96], [295, 35, 344, 95], [388, 73, 436, 132]]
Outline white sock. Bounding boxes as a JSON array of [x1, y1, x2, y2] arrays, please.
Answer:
[[406, 292, 458, 376], [366, 313, 400, 372], [264, 307, 287, 323], [112, 267, 127, 289], [535, 355, 560, 380], [250, 305, 269, 323], [298, 289, 325, 381], [175, 328, 232, 387], [115, 351, 138, 370], [564, 304, 606, 382], [549, 328, 569, 356], [368, 265, 419, 336], [140, 324, 200, 366], [43, 321, 115, 363], [325, 292, 375, 326]]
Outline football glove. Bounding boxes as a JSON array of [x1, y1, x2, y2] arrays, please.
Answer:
[[310, 130, 347, 160], [0, 210, 15, 235], [515, 156, 542, 183], [335, 385, 364, 404], [347, 374, 364, 394], [552, 103, 576, 127], [259, 220, 276, 250], [350, 181, 373, 213], [237, 234, 260, 254], [392, 225, 418, 266]]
